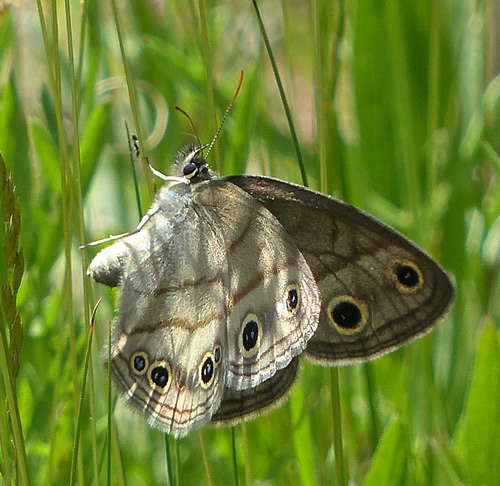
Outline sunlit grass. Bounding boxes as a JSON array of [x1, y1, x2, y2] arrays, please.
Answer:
[[0, 0, 498, 484]]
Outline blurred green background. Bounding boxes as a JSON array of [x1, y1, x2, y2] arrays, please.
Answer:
[[0, 0, 498, 484]]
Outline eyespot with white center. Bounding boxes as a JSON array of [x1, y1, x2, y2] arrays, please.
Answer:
[[388, 259, 424, 293], [147, 360, 172, 392], [327, 295, 369, 335], [200, 354, 215, 388], [239, 313, 262, 358], [130, 351, 148, 376], [285, 283, 300, 316], [199, 344, 222, 389]]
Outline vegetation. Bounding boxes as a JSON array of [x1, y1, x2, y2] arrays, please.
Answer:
[[0, 0, 498, 484]]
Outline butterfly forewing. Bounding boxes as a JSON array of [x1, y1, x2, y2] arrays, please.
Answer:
[[227, 175, 454, 365]]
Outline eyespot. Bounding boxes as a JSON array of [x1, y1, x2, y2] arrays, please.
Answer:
[[389, 259, 424, 293], [147, 360, 171, 392], [214, 345, 221, 364], [285, 284, 300, 315], [200, 355, 215, 388], [327, 296, 368, 335], [198, 345, 222, 389], [239, 313, 262, 358], [130, 351, 148, 376]]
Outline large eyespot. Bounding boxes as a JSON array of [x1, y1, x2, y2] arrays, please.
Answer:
[[285, 284, 300, 315], [130, 351, 148, 376], [239, 313, 262, 358], [327, 295, 369, 335], [200, 354, 215, 388], [389, 259, 424, 293], [147, 360, 171, 392]]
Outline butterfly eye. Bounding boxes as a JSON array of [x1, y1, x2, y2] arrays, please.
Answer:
[[239, 313, 261, 358], [147, 360, 171, 392], [130, 351, 148, 376], [390, 259, 424, 293], [327, 296, 368, 335], [183, 162, 198, 179], [285, 284, 300, 315]]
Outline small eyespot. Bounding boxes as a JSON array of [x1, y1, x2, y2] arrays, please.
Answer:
[[147, 360, 171, 392], [214, 345, 221, 364], [130, 351, 148, 376], [327, 296, 368, 335], [389, 259, 424, 293], [285, 284, 300, 315], [239, 313, 261, 358]]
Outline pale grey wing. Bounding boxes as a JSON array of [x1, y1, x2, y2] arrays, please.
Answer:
[[212, 357, 299, 424], [192, 180, 320, 390], [227, 175, 454, 365], [87, 184, 229, 438]]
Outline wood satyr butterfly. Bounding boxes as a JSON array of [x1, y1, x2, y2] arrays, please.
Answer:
[[84, 77, 453, 437]]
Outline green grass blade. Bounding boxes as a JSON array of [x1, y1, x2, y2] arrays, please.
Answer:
[[362, 417, 409, 486], [454, 318, 500, 486], [252, 0, 308, 187]]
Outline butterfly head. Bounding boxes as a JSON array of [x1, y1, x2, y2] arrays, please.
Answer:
[[175, 144, 213, 183]]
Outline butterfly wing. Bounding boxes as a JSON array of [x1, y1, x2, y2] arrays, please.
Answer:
[[228, 175, 454, 365], [192, 179, 320, 389], [88, 183, 231, 437], [213, 357, 299, 423], [87, 178, 320, 437]]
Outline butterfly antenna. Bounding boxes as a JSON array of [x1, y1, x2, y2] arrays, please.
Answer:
[[204, 70, 244, 159], [174, 105, 202, 148]]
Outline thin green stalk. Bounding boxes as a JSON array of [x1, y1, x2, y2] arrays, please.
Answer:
[[252, 0, 308, 187], [242, 423, 250, 486], [125, 122, 143, 219], [0, 304, 31, 485], [40, 4, 82, 481], [111, 420, 127, 485], [363, 363, 379, 445], [383, 2, 422, 234], [427, 0, 441, 194], [164, 434, 173, 486], [290, 379, 316, 486], [34, 7, 73, 481], [199, 431, 214, 486], [231, 427, 239, 486], [109, 0, 153, 197], [198, 0, 220, 171], [63, 1, 98, 481], [0, 389, 12, 484], [330, 369, 345, 486], [0, 312, 29, 486], [175, 439, 181, 486], [69, 311, 95, 486], [312, 0, 327, 192]]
